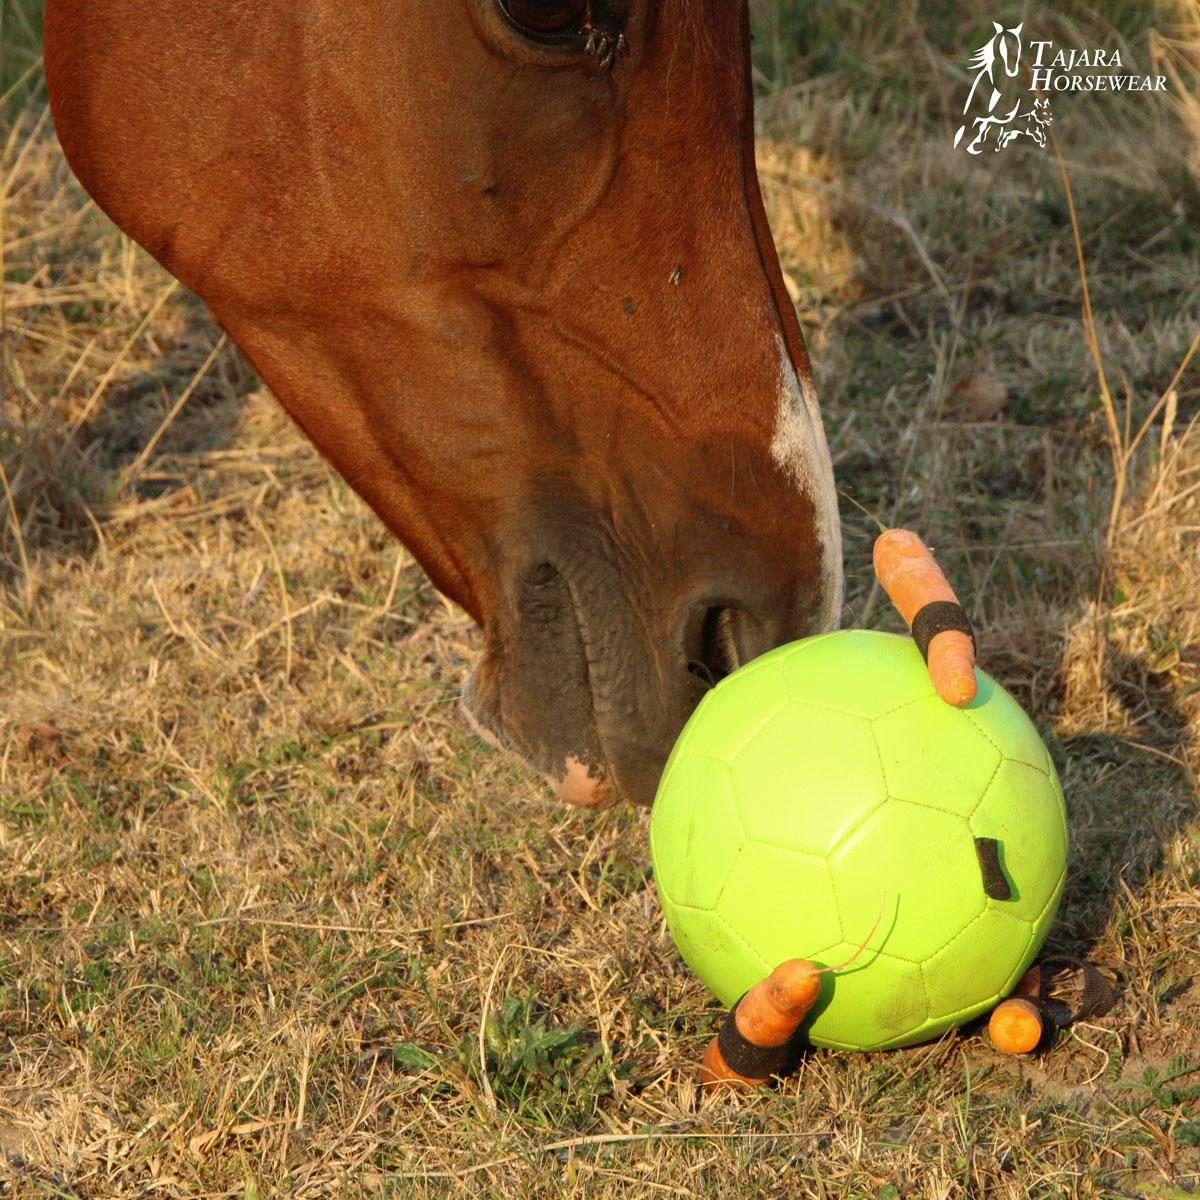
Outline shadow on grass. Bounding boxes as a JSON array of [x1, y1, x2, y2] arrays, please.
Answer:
[[1049, 641, 1197, 976]]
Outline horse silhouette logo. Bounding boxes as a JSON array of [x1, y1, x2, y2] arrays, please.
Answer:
[[954, 21, 1052, 154]]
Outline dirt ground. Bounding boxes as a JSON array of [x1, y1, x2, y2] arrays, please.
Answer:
[[2, 2, 1199, 1196]]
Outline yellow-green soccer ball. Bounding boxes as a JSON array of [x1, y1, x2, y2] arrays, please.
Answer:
[[650, 630, 1067, 1050]]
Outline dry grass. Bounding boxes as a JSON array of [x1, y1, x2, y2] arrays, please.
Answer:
[[2, 2, 1199, 1196]]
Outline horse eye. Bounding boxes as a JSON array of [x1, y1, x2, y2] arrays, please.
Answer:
[[500, 0, 589, 37]]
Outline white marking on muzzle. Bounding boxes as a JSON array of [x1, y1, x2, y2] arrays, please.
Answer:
[[769, 333, 844, 631]]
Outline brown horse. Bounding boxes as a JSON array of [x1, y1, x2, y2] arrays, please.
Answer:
[[44, 1, 842, 808]]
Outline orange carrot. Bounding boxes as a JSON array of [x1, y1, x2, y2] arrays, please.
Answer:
[[699, 959, 821, 1090], [988, 996, 1044, 1055], [873, 529, 977, 707], [1012, 963, 1042, 998]]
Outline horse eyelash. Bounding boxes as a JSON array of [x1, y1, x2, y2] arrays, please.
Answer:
[[583, 25, 628, 67]]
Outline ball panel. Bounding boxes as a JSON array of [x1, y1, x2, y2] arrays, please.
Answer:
[[749, 629, 839, 671], [963, 672, 1053, 772], [872, 1020, 951, 1050], [872, 696, 1003, 818], [1000, 920, 1043, 1000], [654, 693, 709, 797], [1049, 758, 1070, 847], [678, 659, 791, 764], [650, 754, 744, 911], [662, 903, 769, 1009], [1029, 862, 1066, 956], [780, 629, 936, 719], [968, 759, 1067, 926], [804, 947, 929, 1049], [829, 801, 986, 963], [920, 906, 1033, 1020], [732, 702, 885, 856], [718, 842, 842, 970]]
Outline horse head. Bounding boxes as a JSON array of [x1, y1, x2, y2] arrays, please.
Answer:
[[995, 21, 1024, 79], [45, 0, 842, 807]]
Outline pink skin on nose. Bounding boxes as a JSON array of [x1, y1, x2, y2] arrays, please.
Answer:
[[553, 757, 618, 810], [462, 699, 617, 809]]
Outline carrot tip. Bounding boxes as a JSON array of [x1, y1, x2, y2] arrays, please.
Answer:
[[935, 673, 978, 707], [1013, 964, 1043, 998], [763, 958, 822, 1022]]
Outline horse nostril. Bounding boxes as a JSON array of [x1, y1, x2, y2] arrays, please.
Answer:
[[524, 561, 559, 588], [517, 560, 571, 613], [687, 659, 721, 689], [686, 606, 747, 688]]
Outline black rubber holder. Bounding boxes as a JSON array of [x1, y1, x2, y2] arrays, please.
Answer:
[[911, 600, 976, 662], [975, 837, 1013, 901], [716, 995, 802, 1080]]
